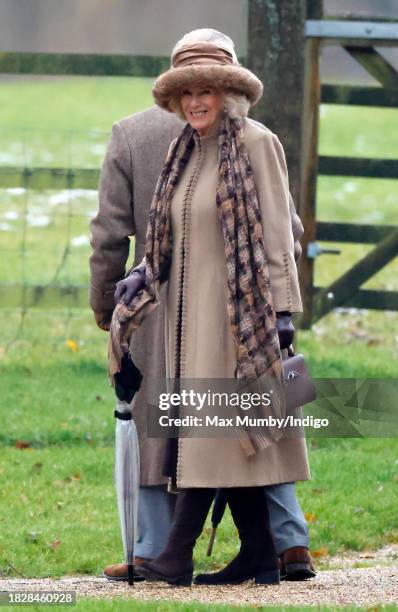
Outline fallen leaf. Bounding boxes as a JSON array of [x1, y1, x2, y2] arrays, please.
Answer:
[[311, 546, 329, 558], [32, 462, 43, 471], [15, 440, 31, 449], [66, 339, 78, 352], [49, 539, 61, 550], [304, 512, 317, 523], [346, 323, 366, 338], [387, 532, 398, 543], [72, 472, 81, 480]]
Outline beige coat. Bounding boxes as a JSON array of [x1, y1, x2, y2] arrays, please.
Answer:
[[165, 118, 310, 487], [89, 107, 307, 486]]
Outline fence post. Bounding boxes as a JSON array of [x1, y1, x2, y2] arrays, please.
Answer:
[[247, 0, 324, 329], [299, 0, 323, 328], [306, 0, 323, 19], [247, 0, 307, 211]]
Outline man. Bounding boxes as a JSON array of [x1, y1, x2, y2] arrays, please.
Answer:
[[89, 105, 315, 581]]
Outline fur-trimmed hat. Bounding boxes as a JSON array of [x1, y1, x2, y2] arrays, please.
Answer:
[[153, 28, 263, 112]]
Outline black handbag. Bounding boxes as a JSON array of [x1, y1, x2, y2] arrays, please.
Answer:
[[283, 346, 317, 411]]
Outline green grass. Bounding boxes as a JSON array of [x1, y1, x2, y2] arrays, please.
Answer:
[[0, 76, 154, 132], [319, 105, 398, 160], [0, 434, 397, 578], [0, 307, 396, 450]]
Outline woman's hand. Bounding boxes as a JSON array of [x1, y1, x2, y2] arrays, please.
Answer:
[[276, 311, 294, 350], [114, 270, 146, 307]]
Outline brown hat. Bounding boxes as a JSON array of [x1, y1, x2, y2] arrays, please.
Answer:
[[153, 29, 263, 112]]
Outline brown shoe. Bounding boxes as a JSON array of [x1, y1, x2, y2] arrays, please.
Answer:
[[280, 547, 316, 581], [102, 558, 148, 582]]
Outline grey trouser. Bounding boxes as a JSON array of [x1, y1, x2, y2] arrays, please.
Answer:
[[135, 482, 309, 558], [264, 483, 309, 555]]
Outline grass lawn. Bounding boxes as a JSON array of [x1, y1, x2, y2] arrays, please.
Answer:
[[0, 76, 397, 593], [0, 438, 397, 579]]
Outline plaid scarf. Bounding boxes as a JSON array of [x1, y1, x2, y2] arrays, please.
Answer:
[[109, 116, 286, 451]]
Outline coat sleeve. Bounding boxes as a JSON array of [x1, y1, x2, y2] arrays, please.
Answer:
[[89, 121, 135, 329], [124, 137, 178, 284], [250, 131, 303, 313], [289, 192, 304, 262]]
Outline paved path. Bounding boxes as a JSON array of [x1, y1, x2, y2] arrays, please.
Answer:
[[1, 566, 397, 607]]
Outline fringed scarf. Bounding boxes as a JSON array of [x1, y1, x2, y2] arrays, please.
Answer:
[[109, 115, 286, 452]]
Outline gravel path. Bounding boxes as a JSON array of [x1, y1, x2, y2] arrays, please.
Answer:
[[1, 566, 397, 607]]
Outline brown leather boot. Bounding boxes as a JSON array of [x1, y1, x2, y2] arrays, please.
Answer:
[[279, 546, 316, 581], [138, 488, 215, 586], [195, 487, 279, 585], [102, 557, 148, 581]]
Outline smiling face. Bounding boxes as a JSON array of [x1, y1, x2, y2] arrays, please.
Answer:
[[180, 86, 224, 136]]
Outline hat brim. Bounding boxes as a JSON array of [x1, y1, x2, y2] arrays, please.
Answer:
[[152, 64, 263, 111]]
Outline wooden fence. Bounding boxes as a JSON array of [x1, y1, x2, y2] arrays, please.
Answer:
[[300, 17, 398, 327]]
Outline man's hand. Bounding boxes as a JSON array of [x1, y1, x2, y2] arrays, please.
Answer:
[[114, 270, 146, 307], [94, 310, 113, 331], [276, 311, 294, 350]]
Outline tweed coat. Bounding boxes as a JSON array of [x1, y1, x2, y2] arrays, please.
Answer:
[[89, 106, 306, 486]]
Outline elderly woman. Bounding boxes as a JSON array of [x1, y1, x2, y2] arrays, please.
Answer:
[[113, 29, 310, 586]]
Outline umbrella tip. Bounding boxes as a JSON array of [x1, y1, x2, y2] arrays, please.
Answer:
[[127, 563, 135, 586]]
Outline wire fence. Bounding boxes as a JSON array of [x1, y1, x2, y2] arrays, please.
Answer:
[[0, 126, 115, 356]]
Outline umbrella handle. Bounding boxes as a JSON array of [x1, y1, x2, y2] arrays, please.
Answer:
[[207, 527, 217, 557]]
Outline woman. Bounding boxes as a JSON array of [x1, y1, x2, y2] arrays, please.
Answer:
[[112, 28, 310, 586]]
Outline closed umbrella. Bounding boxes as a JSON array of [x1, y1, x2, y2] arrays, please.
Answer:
[[113, 353, 143, 585], [207, 489, 227, 556]]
